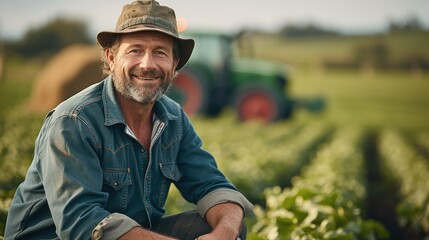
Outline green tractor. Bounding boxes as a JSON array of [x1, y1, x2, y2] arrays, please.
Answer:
[[168, 31, 302, 123]]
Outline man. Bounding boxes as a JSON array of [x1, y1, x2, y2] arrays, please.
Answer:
[[5, 1, 252, 239]]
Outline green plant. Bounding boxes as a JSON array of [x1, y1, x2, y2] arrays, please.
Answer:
[[378, 130, 429, 235], [249, 128, 389, 240]]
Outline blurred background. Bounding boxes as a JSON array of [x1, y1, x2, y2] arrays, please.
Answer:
[[0, 0, 428, 128], [1, 1, 429, 239]]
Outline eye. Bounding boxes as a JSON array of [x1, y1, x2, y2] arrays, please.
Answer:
[[129, 49, 142, 54], [155, 49, 168, 57]]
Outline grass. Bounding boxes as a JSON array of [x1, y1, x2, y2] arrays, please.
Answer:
[[241, 31, 429, 133], [287, 68, 429, 132], [249, 31, 429, 65], [0, 81, 33, 115]]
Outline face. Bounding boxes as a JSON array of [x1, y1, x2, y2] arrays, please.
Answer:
[[106, 31, 179, 104]]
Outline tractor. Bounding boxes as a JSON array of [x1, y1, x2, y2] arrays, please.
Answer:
[[168, 31, 298, 123]]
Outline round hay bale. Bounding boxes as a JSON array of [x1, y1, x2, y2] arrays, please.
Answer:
[[27, 44, 103, 113]]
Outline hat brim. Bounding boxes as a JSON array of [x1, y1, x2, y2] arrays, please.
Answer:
[[97, 27, 194, 70]]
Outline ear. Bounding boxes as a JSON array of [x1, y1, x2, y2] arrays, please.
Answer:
[[104, 48, 115, 71]]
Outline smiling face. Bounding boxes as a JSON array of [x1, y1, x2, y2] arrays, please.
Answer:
[[106, 31, 179, 104]]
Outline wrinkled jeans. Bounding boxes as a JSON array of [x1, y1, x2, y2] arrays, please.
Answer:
[[153, 210, 246, 240]]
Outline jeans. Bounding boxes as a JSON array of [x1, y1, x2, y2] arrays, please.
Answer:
[[153, 210, 246, 240]]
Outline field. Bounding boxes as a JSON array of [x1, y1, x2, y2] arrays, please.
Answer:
[[1, 32, 429, 239]]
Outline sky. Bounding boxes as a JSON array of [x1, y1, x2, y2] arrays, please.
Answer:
[[1, 0, 429, 40]]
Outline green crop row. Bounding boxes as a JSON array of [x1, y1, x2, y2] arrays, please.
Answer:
[[219, 123, 332, 204], [165, 117, 332, 213], [0, 112, 43, 236], [248, 127, 388, 240], [2, 111, 428, 239], [378, 130, 429, 235], [192, 116, 332, 204]]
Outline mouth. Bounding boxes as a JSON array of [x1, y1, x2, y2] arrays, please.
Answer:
[[132, 75, 161, 81]]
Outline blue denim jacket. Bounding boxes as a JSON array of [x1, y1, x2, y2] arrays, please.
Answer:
[[5, 76, 252, 240]]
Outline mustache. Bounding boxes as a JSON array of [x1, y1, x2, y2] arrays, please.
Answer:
[[130, 69, 163, 79]]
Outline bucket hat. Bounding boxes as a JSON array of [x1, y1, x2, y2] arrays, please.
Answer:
[[97, 0, 194, 70]]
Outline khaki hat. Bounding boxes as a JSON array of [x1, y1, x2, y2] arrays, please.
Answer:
[[97, 0, 194, 70]]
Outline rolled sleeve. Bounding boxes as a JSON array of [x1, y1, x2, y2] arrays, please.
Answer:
[[197, 188, 253, 218], [92, 213, 140, 240]]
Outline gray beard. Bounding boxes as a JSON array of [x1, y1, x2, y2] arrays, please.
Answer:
[[112, 74, 172, 104]]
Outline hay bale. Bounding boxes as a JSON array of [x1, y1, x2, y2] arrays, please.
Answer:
[[27, 44, 103, 113]]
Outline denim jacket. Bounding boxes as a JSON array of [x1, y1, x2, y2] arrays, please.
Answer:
[[5, 76, 252, 240]]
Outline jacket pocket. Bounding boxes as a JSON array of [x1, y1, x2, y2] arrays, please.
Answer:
[[103, 168, 132, 190], [159, 162, 182, 182], [102, 168, 132, 211]]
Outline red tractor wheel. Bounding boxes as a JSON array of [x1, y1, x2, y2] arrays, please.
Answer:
[[171, 69, 208, 116], [235, 88, 285, 123]]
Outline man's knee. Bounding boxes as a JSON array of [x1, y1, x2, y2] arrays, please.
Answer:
[[155, 210, 247, 239]]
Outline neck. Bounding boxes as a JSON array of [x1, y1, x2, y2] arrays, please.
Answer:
[[116, 91, 154, 150], [118, 94, 153, 123]]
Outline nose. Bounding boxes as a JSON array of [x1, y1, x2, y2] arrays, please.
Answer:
[[139, 52, 156, 70]]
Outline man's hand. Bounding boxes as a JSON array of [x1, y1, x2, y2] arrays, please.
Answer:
[[196, 202, 244, 240]]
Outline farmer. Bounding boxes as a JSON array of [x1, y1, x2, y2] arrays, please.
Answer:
[[4, 1, 253, 239]]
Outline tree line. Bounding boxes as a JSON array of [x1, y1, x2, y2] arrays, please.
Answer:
[[3, 17, 92, 58]]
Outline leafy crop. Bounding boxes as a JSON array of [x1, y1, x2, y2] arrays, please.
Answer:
[[248, 127, 389, 240], [378, 130, 429, 236]]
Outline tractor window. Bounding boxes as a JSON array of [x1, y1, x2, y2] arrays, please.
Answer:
[[188, 34, 231, 69]]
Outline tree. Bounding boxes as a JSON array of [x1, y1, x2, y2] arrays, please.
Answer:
[[9, 17, 92, 57], [278, 23, 339, 38], [388, 15, 425, 33]]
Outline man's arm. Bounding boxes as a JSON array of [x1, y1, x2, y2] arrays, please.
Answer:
[[199, 202, 245, 240], [92, 213, 178, 240]]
